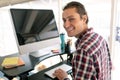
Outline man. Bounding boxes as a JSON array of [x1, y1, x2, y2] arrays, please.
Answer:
[[53, 1, 112, 80]]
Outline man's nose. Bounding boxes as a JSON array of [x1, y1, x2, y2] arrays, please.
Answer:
[[64, 20, 70, 28]]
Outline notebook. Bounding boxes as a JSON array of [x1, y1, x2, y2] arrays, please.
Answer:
[[1, 57, 25, 69], [1, 57, 19, 67], [44, 64, 72, 78]]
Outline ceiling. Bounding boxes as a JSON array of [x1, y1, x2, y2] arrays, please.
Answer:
[[0, 0, 33, 7]]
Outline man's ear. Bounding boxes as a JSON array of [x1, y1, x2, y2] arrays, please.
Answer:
[[82, 15, 87, 23]]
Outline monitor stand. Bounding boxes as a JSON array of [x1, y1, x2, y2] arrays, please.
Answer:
[[29, 45, 60, 58], [29, 49, 51, 58]]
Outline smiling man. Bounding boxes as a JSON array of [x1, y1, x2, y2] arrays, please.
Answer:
[[53, 1, 112, 80]]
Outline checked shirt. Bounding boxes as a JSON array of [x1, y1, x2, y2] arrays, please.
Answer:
[[72, 28, 112, 80]]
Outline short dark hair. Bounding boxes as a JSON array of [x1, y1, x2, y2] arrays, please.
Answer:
[[63, 1, 89, 24]]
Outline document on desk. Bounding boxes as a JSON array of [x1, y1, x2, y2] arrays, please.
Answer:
[[44, 64, 72, 79]]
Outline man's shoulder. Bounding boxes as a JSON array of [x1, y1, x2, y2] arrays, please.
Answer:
[[80, 32, 104, 53]]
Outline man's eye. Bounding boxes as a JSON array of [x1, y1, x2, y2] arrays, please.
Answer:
[[69, 18, 75, 21], [63, 19, 66, 23]]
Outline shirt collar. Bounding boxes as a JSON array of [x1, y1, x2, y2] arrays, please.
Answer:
[[75, 27, 93, 48], [78, 27, 93, 39]]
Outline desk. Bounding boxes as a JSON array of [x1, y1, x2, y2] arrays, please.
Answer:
[[0, 53, 34, 80], [0, 51, 74, 80], [29, 49, 74, 66], [28, 61, 72, 80], [29, 52, 65, 65]]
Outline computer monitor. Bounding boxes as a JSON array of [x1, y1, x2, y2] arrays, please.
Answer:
[[10, 8, 60, 54]]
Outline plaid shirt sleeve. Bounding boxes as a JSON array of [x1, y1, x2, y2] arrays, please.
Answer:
[[72, 49, 96, 80]]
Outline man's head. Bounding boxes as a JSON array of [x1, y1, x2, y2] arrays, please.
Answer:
[[62, 1, 88, 37]]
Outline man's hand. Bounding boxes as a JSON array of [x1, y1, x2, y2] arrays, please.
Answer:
[[53, 68, 68, 80]]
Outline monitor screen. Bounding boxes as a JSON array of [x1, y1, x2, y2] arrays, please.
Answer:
[[10, 9, 59, 45], [10, 8, 60, 54]]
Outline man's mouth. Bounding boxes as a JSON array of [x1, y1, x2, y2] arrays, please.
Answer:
[[66, 26, 74, 32]]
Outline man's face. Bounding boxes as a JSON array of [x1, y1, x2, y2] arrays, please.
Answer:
[[62, 8, 86, 37]]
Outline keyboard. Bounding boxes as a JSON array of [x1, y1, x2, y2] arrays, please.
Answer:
[[44, 64, 72, 78]]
